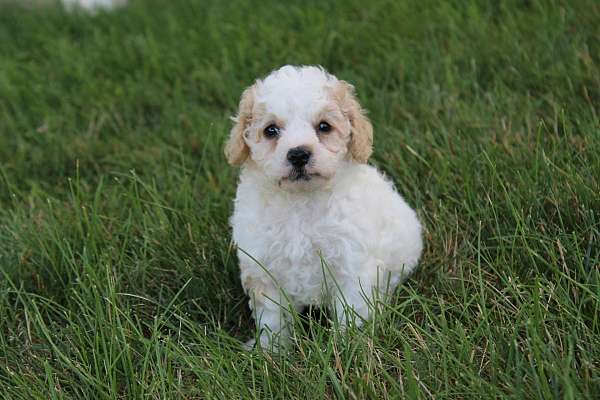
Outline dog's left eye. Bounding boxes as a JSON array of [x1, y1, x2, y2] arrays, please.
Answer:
[[317, 121, 331, 133], [263, 124, 280, 139]]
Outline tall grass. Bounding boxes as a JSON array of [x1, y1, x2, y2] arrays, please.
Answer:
[[0, 0, 598, 398]]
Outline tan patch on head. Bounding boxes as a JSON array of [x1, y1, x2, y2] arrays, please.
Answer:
[[332, 81, 373, 163], [225, 85, 256, 166], [313, 106, 348, 153]]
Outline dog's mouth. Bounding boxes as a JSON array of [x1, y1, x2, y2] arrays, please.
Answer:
[[282, 168, 321, 182]]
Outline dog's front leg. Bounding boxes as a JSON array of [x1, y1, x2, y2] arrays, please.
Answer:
[[333, 281, 373, 328], [331, 266, 389, 328], [244, 282, 294, 351]]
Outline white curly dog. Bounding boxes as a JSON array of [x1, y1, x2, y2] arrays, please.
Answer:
[[225, 65, 423, 349]]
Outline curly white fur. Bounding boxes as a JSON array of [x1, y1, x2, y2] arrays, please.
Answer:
[[226, 65, 423, 349]]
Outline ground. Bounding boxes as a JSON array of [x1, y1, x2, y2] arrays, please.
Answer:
[[0, 0, 599, 398]]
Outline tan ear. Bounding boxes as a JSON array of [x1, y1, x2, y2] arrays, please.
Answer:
[[225, 85, 256, 166], [336, 81, 373, 163]]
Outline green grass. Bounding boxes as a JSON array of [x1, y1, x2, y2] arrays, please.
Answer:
[[0, 0, 599, 398]]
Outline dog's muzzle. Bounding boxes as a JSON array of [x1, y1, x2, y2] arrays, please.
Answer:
[[288, 167, 311, 181]]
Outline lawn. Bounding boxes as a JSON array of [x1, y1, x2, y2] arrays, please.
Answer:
[[0, 0, 599, 398]]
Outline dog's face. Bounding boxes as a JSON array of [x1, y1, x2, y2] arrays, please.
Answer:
[[225, 66, 373, 191]]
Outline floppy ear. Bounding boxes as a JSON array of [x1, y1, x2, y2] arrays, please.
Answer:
[[337, 81, 373, 163], [225, 85, 256, 166]]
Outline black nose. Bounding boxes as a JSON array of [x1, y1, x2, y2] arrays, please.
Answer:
[[287, 147, 311, 167]]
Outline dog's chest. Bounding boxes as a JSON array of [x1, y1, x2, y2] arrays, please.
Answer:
[[259, 199, 355, 302]]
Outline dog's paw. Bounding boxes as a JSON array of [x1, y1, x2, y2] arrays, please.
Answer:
[[242, 335, 289, 352], [243, 338, 258, 351]]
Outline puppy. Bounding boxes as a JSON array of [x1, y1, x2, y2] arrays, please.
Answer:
[[1, 0, 126, 11], [61, 0, 126, 11], [225, 65, 423, 349]]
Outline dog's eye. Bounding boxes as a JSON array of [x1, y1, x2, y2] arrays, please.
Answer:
[[263, 124, 280, 139], [317, 121, 331, 133]]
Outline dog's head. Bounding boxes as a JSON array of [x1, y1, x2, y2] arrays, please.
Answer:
[[225, 65, 372, 191]]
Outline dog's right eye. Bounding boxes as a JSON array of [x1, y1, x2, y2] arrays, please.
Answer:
[[263, 124, 280, 139]]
